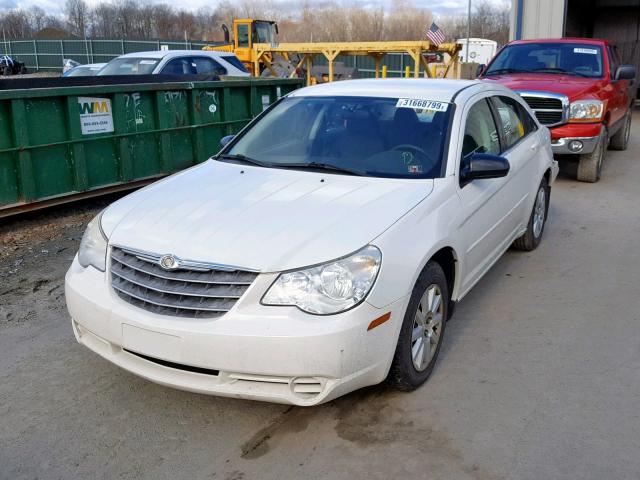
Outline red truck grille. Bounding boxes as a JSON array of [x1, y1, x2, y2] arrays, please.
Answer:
[[517, 92, 568, 127]]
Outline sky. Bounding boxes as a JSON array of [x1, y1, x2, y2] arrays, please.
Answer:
[[0, 0, 510, 16]]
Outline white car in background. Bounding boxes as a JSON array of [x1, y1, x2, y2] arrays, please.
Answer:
[[66, 79, 557, 406], [96, 50, 249, 77], [62, 63, 107, 77]]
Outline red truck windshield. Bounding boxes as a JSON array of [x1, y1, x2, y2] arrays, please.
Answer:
[[484, 43, 604, 79]]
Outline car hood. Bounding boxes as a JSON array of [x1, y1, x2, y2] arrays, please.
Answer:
[[482, 73, 604, 100], [103, 161, 434, 272]]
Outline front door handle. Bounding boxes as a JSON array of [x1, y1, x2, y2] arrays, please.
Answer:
[[530, 142, 539, 150]]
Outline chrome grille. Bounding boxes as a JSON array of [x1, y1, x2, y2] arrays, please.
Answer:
[[110, 246, 258, 318], [517, 91, 568, 127]]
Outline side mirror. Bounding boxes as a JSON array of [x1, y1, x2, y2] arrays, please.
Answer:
[[476, 64, 486, 78], [616, 64, 636, 81], [460, 153, 510, 186], [219, 134, 235, 149]]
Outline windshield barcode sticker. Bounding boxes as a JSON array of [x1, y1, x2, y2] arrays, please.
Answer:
[[396, 98, 448, 111], [574, 48, 598, 55]]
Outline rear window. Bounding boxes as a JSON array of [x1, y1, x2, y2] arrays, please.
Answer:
[[221, 55, 248, 73], [485, 43, 604, 78], [98, 58, 159, 76], [65, 66, 101, 77]]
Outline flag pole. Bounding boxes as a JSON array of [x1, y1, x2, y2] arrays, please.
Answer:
[[466, 0, 472, 62]]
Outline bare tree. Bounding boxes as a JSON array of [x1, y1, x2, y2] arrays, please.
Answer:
[[438, 0, 510, 45], [0, 0, 510, 45], [384, 0, 433, 41], [65, 0, 88, 37]]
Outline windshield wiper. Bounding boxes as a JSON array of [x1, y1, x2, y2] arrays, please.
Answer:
[[217, 153, 273, 168], [530, 68, 591, 78], [484, 68, 533, 76], [276, 162, 367, 176]]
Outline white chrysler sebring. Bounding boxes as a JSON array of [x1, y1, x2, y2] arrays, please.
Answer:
[[66, 79, 558, 405]]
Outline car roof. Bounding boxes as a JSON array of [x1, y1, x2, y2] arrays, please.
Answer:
[[289, 78, 482, 102], [118, 50, 234, 60]]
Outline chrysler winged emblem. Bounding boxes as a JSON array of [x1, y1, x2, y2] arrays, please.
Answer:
[[159, 254, 179, 270]]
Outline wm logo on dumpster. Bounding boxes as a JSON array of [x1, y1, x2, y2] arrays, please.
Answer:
[[77, 97, 114, 135], [78, 100, 110, 115]]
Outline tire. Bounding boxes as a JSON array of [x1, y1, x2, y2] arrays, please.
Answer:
[[19, 65, 27, 74], [513, 178, 549, 251], [387, 261, 448, 391], [577, 127, 607, 183], [2, 66, 11, 76], [609, 110, 631, 151]]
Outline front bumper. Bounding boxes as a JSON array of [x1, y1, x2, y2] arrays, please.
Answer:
[[65, 257, 409, 406], [550, 123, 603, 155]]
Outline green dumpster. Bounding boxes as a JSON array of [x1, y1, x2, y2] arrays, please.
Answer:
[[0, 78, 303, 218]]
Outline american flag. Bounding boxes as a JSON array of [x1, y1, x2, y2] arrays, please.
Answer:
[[426, 22, 446, 46]]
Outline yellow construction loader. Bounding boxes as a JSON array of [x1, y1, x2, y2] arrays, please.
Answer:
[[203, 18, 461, 85], [203, 19, 280, 76]]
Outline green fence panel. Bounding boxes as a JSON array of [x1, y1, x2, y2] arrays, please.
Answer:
[[0, 78, 303, 216]]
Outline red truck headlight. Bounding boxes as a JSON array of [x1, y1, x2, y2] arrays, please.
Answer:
[[569, 100, 604, 122]]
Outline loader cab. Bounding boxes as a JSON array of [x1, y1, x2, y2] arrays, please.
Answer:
[[233, 19, 278, 63]]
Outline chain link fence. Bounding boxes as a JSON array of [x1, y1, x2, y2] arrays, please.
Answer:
[[0, 39, 212, 71]]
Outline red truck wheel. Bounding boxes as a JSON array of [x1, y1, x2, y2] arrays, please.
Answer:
[[577, 128, 607, 183], [609, 110, 632, 151]]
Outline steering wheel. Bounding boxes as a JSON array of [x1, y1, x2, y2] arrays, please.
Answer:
[[391, 144, 436, 170]]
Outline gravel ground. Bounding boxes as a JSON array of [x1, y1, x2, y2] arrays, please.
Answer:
[[1, 114, 639, 480], [1, 71, 60, 79]]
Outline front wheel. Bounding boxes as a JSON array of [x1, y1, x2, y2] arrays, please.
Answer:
[[609, 110, 631, 151], [513, 178, 549, 251], [577, 127, 607, 183], [387, 261, 448, 391]]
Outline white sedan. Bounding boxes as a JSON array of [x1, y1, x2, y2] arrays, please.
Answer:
[[65, 79, 558, 406], [96, 50, 249, 77]]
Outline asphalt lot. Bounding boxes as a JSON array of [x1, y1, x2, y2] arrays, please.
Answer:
[[1, 113, 639, 480]]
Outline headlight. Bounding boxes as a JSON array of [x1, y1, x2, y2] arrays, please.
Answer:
[[262, 246, 381, 315], [78, 212, 108, 271], [569, 100, 604, 122]]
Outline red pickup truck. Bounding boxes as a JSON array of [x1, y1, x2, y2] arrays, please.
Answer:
[[479, 38, 636, 182]]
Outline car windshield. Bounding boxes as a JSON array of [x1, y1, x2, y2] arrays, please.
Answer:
[[222, 96, 452, 179], [97, 57, 159, 75], [485, 43, 604, 78]]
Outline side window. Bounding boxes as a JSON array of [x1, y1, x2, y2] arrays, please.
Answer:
[[192, 57, 226, 76], [491, 96, 532, 150], [237, 24, 250, 48], [161, 58, 195, 75], [461, 99, 501, 161], [608, 46, 619, 79]]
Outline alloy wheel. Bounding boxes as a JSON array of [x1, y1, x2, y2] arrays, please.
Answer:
[[411, 284, 444, 371], [532, 187, 546, 238]]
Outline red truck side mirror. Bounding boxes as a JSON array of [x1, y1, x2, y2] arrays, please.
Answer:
[[615, 65, 636, 81]]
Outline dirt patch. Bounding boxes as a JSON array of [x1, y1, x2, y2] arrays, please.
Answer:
[[0, 198, 117, 327], [240, 406, 312, 460]]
